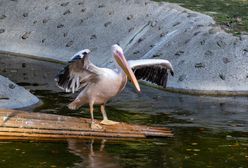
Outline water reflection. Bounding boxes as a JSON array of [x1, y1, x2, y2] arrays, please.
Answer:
[[68, 139, 120, 168], [64, 129, 248, 168]]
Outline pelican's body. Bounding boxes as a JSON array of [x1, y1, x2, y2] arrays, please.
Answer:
[[55, 45, 173, 129], [69, 67, 127, 109]]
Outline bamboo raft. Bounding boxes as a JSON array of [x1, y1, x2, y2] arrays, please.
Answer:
[[0, 109, 173, 140]]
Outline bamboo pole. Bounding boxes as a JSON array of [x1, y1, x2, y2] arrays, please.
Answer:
[[0, 109, 173, 140]]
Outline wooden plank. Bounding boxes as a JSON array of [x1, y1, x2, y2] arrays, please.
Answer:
[[0, 109, 173, 140]]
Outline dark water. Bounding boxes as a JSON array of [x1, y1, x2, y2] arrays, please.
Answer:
[[156, 0, 248, 34], [0, 55, 248, 168]]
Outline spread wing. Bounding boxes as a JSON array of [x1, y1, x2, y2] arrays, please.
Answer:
[[128, 59, 174, 88], [55, 52, 99, 93]]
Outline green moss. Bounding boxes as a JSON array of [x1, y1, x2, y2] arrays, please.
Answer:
[[155, 0, 248, 34]]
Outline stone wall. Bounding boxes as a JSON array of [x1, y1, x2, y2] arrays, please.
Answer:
[[0, 75, 39, 109], [0, 0, 248, 93]]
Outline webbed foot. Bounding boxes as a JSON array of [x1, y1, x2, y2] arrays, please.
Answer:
[[100, 119, 119, 125], [91, 122, 103, 130]]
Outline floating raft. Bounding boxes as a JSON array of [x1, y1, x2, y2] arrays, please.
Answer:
[[0, 109, 173, 140]]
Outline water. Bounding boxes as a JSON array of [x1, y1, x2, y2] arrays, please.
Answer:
[[156, 0, 248, 34], [0, 54, 248, 167]]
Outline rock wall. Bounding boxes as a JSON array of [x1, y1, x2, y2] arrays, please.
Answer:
[[0, 75, 39, 109], [0, 0, 248, 93]]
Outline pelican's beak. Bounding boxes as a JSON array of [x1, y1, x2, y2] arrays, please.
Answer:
[[114, 51, 141, 92]]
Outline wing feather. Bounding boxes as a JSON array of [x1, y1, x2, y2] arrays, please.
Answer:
[[128, 59, 174, 88], [55, 51, 99, 93]]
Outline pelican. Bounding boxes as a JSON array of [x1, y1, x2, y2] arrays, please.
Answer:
[[55, 44, 174, 129]]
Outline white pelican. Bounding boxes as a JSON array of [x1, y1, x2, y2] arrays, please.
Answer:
[[55, 44, 174, 129]]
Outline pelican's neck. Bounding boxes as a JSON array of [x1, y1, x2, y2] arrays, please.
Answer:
[[115, 64, 128, 94], [112, 57, 127, 84], [113, 58, 126, 77]]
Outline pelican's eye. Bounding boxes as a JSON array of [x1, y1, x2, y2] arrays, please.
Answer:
[[116, 50, 123, 57]]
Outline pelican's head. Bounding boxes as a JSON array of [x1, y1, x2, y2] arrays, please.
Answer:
[[71, 49, 91, 60], [112, 44, 141, 92], [78, 49, 91, 58]]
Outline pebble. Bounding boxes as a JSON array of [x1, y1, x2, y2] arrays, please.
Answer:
[[8, 83, 15, 89], [65, 41, 73, 47], [173, 22, 180, 27], [219, 74, 225, 80], [205, 50, 213, 57], [152, 54, 161, 58], [243, 49, 248, 55], [63, 32, 68, 37], [0, 15, 6, 20], [23, 12, 28, 17], [42, 19, 48, 24], [22, 63, 26, 68], [21, 32, 31, 39], [178, 74, 186, 82], [98, 4, 105, 8], [0, 29, 5, 34], [104, 21, 111, 27], [175, 50, 184, 56], [222, 57, 230, 64], [108, 11, 114, 15], [160, 32, 165, 37], [150, 21, 157, 27], [128, 27, 134, 32], [127, 15, 133, 20], [90, 34, 97, 40], [60, 2, 69, 7], [194, 31, 201, 36], [195, 63, 205, 68], [200, 40, 205, 45], [138, 38, 144, 43], [63, 9, 71, 15], [217, 40, 226, 48], [133, 51, 140, 55], [184, 39, 191, 44], [57, 24, 64, 28]]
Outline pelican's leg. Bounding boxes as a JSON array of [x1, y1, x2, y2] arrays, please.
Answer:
[[89, 102, 102, 130], [100, 139, 106, 152], [100, 105, 119, 125]]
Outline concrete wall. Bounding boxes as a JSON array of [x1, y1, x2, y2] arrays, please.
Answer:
[[0, 0, 248, 93], [0, 75, 39, 109]]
